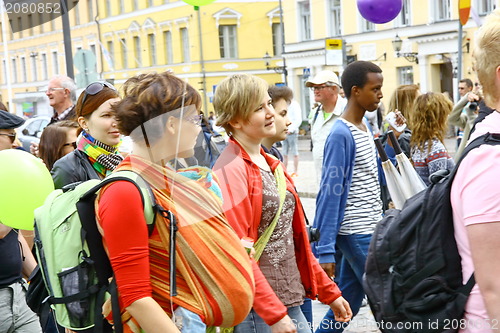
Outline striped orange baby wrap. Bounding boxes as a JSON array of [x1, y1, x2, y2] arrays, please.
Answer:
[[100, 156, 255, 330]]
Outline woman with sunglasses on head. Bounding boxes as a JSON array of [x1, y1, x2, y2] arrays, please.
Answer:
[[38, 120, 79, 171], [51, 81, 123, 189], [213, 74, 352, 333]]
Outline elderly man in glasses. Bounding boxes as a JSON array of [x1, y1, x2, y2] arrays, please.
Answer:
[[306, 70, 347, 184], [0, 109, 25, 151], [46, 75, 77, 125]]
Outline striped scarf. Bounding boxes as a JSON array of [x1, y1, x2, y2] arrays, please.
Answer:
[[105, 155, 254, 331], [77, 131, 123, 177]]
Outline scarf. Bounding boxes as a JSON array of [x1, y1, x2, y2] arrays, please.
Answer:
[[99, 155, 254, 331], [77, 131, 123, 177]]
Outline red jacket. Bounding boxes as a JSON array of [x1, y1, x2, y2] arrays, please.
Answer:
[[213, 138, 342, 326]]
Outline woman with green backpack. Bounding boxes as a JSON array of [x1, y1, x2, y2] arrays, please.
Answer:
[[213, 74, 352, 333]]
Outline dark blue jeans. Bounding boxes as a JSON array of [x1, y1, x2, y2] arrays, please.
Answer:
[[315, 234, 372, 333]]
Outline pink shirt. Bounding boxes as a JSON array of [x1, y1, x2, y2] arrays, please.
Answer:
[[451, 111, 500, 333]]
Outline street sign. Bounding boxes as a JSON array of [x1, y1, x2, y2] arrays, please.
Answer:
[[325, 39, 343, 66], [459, 0, 471, 26]]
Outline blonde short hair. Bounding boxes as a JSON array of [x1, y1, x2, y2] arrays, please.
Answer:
[[213, 74, 269, 134], [474, 9, 500, 108]]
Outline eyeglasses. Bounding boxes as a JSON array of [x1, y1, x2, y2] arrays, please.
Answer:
[[184, 114, 203, 126], [63, 141, 77, 149], [46, 87, 65, 93], [310, 85, 330, 92], [0, 132, 16, 143], [80, 81, 117, 110]]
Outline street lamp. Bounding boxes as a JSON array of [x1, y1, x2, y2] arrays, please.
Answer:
[[263, 51, 288, 77], [392, 34, 419, 64]]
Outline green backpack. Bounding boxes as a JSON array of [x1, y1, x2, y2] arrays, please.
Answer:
[[33, 171, 159, 332]]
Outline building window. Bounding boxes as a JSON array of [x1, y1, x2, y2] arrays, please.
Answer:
[[396, 0, 411, 26], [18, 17, 22, 38], [73, 1, 80, 25], [148, 34, 156, 65], [120, 38, 127, 69], [9, 20, 13, 40], [476, 0, 495, 15], [180, 27, 190, 63], [28, 14, 33, 36], [106, 0, 112, 16], [434, 0, 451, 21], [11, 58, 17, 83], [50, 12, 55, 30], [88, 0, 94, 21], [106, 41, 114, 70], [120, 0, 125, 13], [133, 0, 139, 11], [218, 25, 237, 59], [272, 23, 282, 56], [38, 12, 44, 33], [41, 54, 48, 80], [52, 51, 59, 75], [149, 0, 154, 6], [398, 66, 414, 85], [298, 1, 311, 41], [164, 31, 172, 64], [31, 55, 37, 81], [360, 18, 375, 32], [329, 0, 341, 36], [21, 57, 27, 82], [2, 60, 6, 83], [133, 36, 141, 67]]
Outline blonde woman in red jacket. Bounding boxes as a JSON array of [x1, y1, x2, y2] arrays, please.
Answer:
[[213, 74, 352, 333]]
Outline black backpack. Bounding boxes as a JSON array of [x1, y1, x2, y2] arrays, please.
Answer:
[[364, 132, 500, 333]]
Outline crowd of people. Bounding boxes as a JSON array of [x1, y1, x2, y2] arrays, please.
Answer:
[[1, 9, 500, 333]]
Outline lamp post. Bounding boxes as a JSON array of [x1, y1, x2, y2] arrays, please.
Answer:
[[392, 34, 418, 64], [263, 52, 288, 85]]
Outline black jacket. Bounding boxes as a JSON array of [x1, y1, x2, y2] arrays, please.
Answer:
[[51, 149, 100, 189]]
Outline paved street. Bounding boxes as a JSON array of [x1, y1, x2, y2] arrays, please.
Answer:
[[282, 135, 457, 332]]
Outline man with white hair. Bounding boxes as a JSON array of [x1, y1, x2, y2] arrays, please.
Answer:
[[306, 70, 347, 184], [46, 75, 76, 124]]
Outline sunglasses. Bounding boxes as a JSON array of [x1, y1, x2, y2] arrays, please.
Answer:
[[80, 81, 117, 110], [184, 114, 203, 126], [63, 141, 77, 149], [0, 132, 16, 143]]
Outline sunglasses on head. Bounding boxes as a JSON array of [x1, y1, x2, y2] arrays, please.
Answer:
[[0, 132, 16, 143], [80, 81, 117, 110]]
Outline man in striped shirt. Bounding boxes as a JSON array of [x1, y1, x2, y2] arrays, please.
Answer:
[[313, 61, 384, 333]]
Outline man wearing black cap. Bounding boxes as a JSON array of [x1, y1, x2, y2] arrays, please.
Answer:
[[0, 110, 25, 151]]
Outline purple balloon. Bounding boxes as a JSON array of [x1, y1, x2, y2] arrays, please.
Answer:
[[357, 0, 403, 24]]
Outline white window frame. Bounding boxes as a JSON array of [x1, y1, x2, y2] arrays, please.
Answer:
[[20, 57, 27, 82], [272, 22, 282, 56], [219, 25, 237, 59], [11, 58, 17, 83], [180, 27, 190, 63], [133, 36, 141, 68], [41, 53, 48, 80], [120, 38, 127, 69], [31, 54, 38, 81], [148, 33, 157, 65], [52, 51, 59, 75], [298, 1, 311, 41], [398, 66, 414, 85], [88, 0, 94, 22], [164, 31, 173, 64], [395, 0, 411, 27], [360, 17, 375, 32], [476, 0, 496, 15], [329, 0, 341, 37], [434, 0, 451, 22]]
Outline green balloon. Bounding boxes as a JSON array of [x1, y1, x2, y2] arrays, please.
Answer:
[[0, 149, 54, 230], [182, 0, 216, 6]]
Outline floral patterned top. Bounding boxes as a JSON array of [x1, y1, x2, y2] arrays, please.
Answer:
[[258, 168, 305, 307]]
